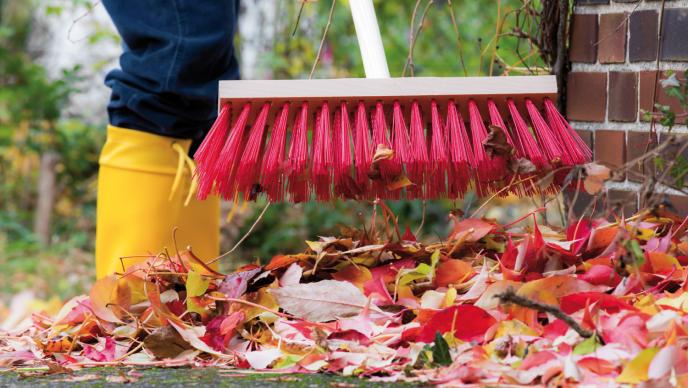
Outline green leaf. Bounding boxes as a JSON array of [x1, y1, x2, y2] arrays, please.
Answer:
[[397, 250, 440, 285], [573, 336, 601, 355], [431, 332, 452, 366], [186, 271, 209, 297], [624, 240, 645, 265], [654, 156, 666, 171], [45, 5, 63, 16]]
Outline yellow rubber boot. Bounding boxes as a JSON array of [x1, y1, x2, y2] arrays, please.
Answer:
[[95, 125, 220, 278]]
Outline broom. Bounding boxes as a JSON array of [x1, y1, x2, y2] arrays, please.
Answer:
[[195, 0, 591, 203]]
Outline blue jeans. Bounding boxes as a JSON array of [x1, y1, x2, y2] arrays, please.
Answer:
[[103, 0, 240, 150]]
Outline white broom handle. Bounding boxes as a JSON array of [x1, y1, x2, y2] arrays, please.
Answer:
[[349, 0, 390, 79]]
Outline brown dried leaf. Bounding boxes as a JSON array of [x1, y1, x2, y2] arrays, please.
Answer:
[[509, 158, 537, 175], [582, 162, 611, 194], [484, 125, 514, 159], [143, 326, 193, 359]]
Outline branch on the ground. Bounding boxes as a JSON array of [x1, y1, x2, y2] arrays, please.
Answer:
[[495, 289, 594, 338]]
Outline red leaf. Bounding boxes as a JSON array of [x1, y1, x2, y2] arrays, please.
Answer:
[[416, 305, 496, 343], [577, 357, 619, 376], [560, 292, 636, 314], [201, 311, 245, 351], [434, 259, 474, 287], [578, 264, 621, 287], [566, 219, 592, 254], [402, 226, 417, 242], [542, 319, 569, 341], [449, 218, 495, 242], [520, 350, 557, 370], [82, 337, 116, 362]]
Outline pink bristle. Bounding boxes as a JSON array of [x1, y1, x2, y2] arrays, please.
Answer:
[[214, 103, 251, 199], [288, 102, 310, 202], [487, 99, 519, 196], [311, 102, 333, 201], [353, 102, 372, 197], [408, 101, 429, 199], [487, 99, 517, 151], [543, 98, 592, 164], [446, 100, 474, 199], [260, 103, 289, 202], [427, 100, 449, 198], [468, 100, 504, 197], [507, 99, 547, 169], [507, 99, 547, 195], [195, 103, 231, 200], [392, 101, 413, 198], [525, 99, 565, 166], [333, 102, 353, 198], [236, 103, 271, 200], [372, 102, 400, 199]]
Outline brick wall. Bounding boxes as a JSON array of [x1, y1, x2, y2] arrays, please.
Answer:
[[566, 0, 688, 214]]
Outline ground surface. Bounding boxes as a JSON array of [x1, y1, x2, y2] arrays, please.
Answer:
[[0, 367, 406, 387]]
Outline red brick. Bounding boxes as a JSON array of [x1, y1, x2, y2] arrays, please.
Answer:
[[595, 130, 626, 180], [567, 72, 608, 122], [575, 129, 594, 151], [626, 131, 657, 182], [661, 9, 688, 61], [639, 71, 686, 124], [629, 10, 658, 62], [598, 13, 627, 63], [569, 14, 598, 63], [667, 194, 688, 217], [608, 72, 638, 122]]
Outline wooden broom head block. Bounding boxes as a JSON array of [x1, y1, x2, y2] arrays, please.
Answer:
[[218, 75, 558, 123]]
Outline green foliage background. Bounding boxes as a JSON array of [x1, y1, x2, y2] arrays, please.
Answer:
[[0, 0, 547, 299]]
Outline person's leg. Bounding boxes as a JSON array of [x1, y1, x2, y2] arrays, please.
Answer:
[[96, 0, 239, 278]]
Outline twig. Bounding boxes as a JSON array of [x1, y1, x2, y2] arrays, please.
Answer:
[[402, 0, 434, 77], [646, 0, 667, 149], [488, 0, 502, 76], [292, 0, 308, 37], [446, 0, 468, 76], [207, 201, 272, 265], [403, 0, 423, 77], [496, 289, 594, 338], [592, 2, 641, 48], [414, 200, 427, 237], [66, 0, 102, 43], [309, 0, 337, 79]]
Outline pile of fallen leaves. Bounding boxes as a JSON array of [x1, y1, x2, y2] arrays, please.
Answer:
[[3, 207, 688, 386]]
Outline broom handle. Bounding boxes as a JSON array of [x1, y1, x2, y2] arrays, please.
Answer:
[[349, 0, 390, 79]]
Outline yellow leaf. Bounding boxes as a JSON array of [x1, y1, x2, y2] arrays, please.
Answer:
[[186, 271, 209, 298], [442, 287, 457, 308], [386, 175, 413, 191], [372, 144, 394, 163], [243, 288, 279, 322], [634, 294, 660, 315], [494, 320, 538, 338], [616, 347, 660, 384], [657, 292, 688, 313]]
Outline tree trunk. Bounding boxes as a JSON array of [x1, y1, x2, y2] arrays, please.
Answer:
[[33, 150, 60, 245]]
